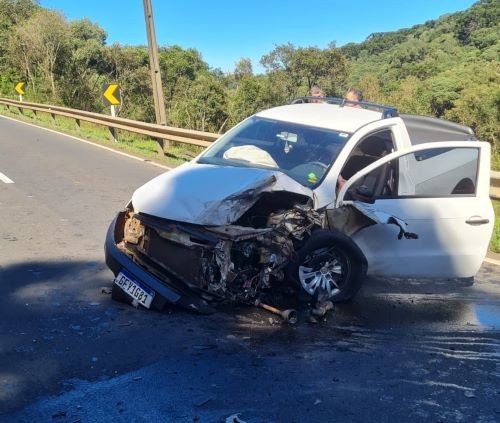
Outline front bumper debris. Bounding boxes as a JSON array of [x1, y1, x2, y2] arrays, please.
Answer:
[[104, 212, 215, 313], [105, 199, 323, 316]]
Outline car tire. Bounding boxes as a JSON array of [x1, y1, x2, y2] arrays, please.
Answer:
[[287, 229, 367, 302]]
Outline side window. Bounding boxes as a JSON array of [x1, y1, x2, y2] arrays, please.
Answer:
[[340, 129, 395, 180], [346, 147, 479, 200], [340, 129, 396, 198], [400, 147, 478, 196]]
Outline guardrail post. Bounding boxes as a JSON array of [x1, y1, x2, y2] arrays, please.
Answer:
[[109, 126, 118, 142], [32, 109, 37, 120], [155, 139, 165, 156], [109, 105, 118, 142], [75, 118, 81, 133], [50, 112, 56, 126]]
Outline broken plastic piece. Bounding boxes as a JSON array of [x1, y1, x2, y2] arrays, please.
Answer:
[[350, 202, 419, 241], [387, 217, 419, 240]]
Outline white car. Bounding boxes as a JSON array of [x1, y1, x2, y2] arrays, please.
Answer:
[[105, 97, 494, 313]]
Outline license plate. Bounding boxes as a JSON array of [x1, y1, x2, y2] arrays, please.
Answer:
[[114, 271, 155, 309]]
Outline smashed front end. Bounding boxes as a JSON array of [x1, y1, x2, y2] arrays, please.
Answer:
[[105, 192, 324, 312]]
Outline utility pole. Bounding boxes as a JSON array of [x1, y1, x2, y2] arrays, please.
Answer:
[[143, 0, 169, 152]]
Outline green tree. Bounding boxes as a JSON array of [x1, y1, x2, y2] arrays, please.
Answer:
[[169, 72, 228, 133], [228, 74, 267, 126], [234, 57, 253, 81], [358, 74, 386, 104], [104, 44, 154, 121], [8, 9, 69, 100], [158, 46, 208, 104], [444, 61, 500, 145], [260, 43, 348, 99], [422, 75, 461, 116], [59, 18, 107, 111], [260, 43, 301, 99], [455, 0, 500, 45], [388, 76, 428, 115], [0, 0, 39, 79]]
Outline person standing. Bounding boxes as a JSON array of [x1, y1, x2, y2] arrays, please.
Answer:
[[344, 88, 363, 107], [307, 86, 325, 102]]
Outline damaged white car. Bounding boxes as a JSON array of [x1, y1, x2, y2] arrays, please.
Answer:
[[105, 97, 494, 315]]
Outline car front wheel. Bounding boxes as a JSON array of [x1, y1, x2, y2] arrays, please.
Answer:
[[287, 230, 367, 302]]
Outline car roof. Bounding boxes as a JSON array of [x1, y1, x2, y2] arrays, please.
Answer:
[[256, 103, 384, 133]]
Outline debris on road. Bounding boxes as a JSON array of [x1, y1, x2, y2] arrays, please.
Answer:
[[311, 300, 334, 318], [117, 321, 133, 327], [192, 344, 217, 350], [254, 299, 298, 324], [195, 398, 212, 407], [225, 414, 247, 423]]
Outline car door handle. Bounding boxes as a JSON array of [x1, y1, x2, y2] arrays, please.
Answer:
[[465, 216, 490, 225]]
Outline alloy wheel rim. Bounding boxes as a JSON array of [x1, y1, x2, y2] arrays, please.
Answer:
[[298, 247, 348, 298]]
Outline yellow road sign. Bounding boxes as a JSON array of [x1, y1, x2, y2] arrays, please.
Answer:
[[15, 82, 25, 95], [102, 83, 121, 106]]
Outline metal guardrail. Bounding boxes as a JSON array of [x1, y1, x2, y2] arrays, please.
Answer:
[[491, 171, 500, 200], [0, 97, 499, 198], [0, 97, 219, 148]]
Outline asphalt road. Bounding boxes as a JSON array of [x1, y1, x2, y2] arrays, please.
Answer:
[[0, 116, 499, 423]]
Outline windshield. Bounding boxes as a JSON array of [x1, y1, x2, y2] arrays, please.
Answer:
[[198, 117, 351, 187]]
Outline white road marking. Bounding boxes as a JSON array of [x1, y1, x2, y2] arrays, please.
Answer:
[[0, 172, 14, 183], [0, 115, 172, 171], [484, 257, 500, 266]]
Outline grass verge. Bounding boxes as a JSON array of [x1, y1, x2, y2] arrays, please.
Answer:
[[0, 105, 204, 168]]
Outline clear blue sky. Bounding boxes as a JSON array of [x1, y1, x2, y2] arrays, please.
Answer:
[[39, 0, 477, 73]]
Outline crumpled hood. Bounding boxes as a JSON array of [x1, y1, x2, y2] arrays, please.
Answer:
[[131, 163, 313, 225]]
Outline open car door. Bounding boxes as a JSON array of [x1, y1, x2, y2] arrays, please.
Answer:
[[336, 141, 494, 278]]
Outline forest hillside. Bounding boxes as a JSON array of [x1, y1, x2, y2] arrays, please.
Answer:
[[0, 0, 498, 157]]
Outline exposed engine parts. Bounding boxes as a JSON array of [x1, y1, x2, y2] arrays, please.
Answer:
[[119, 201, 324, 307]]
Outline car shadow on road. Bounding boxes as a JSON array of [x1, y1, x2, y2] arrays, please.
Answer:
[[1, 259, 498, 416]]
